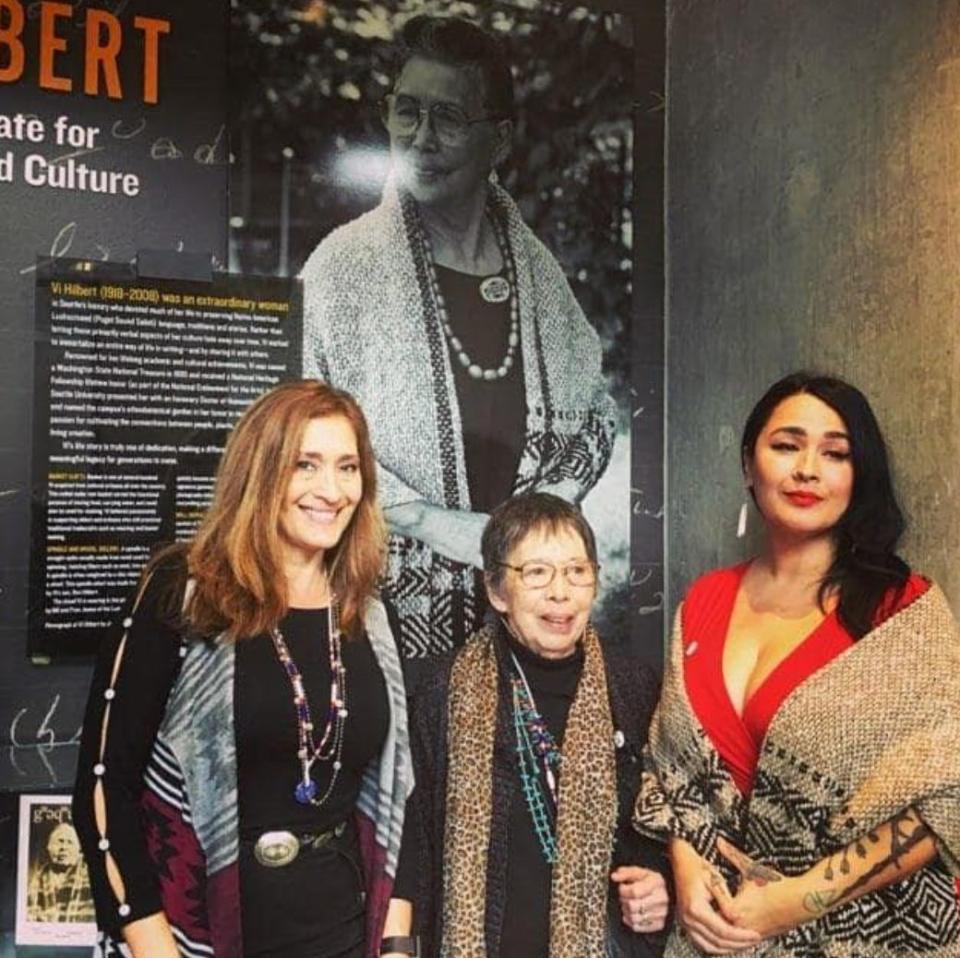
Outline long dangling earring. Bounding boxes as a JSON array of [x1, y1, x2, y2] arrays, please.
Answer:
[[736, 499, 749, 539], [488, 167, 499, 186]]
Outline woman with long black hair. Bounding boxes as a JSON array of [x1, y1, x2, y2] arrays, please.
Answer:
[[636, 371, 960, 955]]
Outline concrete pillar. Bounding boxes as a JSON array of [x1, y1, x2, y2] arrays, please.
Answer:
[[667, 0, 960, 614]]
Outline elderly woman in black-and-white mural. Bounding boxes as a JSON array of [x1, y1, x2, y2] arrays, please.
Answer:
[[301, 15, 617, 660]]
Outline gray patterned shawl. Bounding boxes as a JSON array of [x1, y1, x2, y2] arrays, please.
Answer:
[[301, 179, 616, 658]]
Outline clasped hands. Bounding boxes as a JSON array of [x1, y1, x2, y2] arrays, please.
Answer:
[[611, 866, 670, 934], [671, 836, 803, 954]]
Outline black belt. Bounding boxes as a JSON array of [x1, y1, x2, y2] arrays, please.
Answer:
[[251, 821, 347, 868]]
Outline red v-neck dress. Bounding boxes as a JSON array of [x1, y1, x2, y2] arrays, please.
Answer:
[[681, 562, 930, 797]]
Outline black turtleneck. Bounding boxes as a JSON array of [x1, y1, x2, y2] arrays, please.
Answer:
[[499, 630, 584, 958]]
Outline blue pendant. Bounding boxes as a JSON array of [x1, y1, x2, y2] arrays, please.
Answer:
[[294, 779, 318, 805]]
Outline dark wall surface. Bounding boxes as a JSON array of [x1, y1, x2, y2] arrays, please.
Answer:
[[629, 0, 666, 665], [0, 0, 229, 793], [666, 0, 959, 613]]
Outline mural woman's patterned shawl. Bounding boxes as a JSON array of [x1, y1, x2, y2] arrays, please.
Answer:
[[301, 179, 616, 658], [636, 584, 960, 957]]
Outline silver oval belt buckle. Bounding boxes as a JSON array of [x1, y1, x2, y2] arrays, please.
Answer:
[[254, 830, 300, 868]]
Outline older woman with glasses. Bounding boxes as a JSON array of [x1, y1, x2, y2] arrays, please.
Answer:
[[390, 492, 670, 957], [301, 15, 616, 665]]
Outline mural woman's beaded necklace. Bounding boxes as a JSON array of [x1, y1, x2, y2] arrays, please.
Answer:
[[417, 203, 520, 381], [269, 603, 348, 807], [509, 648, 561, 864]]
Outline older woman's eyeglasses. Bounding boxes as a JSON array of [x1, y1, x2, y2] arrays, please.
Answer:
[[497, 560, 598, 590], [381, 94, 499, 146]]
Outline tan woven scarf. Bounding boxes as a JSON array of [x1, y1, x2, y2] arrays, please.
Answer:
[[440, 624, 617, 958]]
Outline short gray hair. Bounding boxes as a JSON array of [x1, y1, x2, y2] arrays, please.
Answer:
[[392, 15, 516, 121], [481, 492, 597, 589]]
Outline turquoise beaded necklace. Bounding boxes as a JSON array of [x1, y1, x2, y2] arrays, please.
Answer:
[[509, 649, 561, 864]]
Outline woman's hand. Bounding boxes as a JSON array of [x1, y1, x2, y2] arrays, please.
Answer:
[[611, 865, 669, 933], [379, 898, 414, 958], [384, 501, 487, 568], [669, 838, 762, 954], [122, 912, 182, 957], [715, 808, 938, 938], [715, 836, 802, 939]]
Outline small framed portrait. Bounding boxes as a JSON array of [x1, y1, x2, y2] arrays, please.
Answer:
[[15, 794, 97, 947]]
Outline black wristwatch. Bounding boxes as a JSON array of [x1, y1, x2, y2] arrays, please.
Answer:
[[380, 935, 418, 956]]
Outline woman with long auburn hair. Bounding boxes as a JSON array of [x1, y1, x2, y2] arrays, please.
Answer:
[[73, 380, 414, 958]]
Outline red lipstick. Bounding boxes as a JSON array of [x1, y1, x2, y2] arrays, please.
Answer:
[[785, 491, 822, 508]]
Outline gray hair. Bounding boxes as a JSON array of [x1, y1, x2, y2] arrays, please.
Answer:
[[481, 492, 597, 589], [392, 15, 516, 120]]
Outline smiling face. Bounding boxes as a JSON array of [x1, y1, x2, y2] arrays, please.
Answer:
[[278, 415, 362, 570], [388, 55, 509, 213], [487, 523, 596, 659], [746, 392, 854, 542]]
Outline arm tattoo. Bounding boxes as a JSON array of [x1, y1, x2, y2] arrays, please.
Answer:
[[724, 843, 783, 886], [824, 828, 881, 880], [744, 861, 784, 886], [802, 889, 841, 916], [822, 809, 932, 908]]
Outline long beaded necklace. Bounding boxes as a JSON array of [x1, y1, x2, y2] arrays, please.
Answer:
[[269, 603, 348, 807], [417, 204, 520, 381], [509, 649, 561, 864]]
